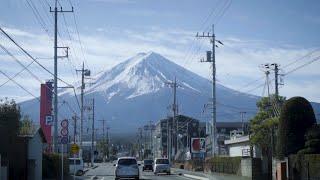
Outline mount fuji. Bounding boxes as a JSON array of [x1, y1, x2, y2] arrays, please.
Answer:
[[19, 51, 319, 135]]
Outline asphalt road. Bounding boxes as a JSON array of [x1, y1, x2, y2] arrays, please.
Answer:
[[72, 162, 194, 180]]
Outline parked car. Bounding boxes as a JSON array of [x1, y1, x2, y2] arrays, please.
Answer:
[[153, 158, 170, 175], [69, 158, 84, 176], [114, 157, 140, 180], [142, 159, 153, 171]]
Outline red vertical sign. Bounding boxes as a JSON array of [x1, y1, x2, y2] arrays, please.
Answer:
[[40, 81, 53, 145]]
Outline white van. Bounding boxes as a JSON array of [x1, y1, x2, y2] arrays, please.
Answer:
[[69, 158, 84, 176]]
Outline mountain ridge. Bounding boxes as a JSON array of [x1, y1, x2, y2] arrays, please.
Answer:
[[19, 51, 320, 134]]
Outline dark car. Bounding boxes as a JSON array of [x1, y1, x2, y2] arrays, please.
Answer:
[[142, 159, 153, 171]]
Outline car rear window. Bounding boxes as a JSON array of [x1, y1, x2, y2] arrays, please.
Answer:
[[69, 160, 81, 165], [118, 159, 137, 165], [156, 159, 169, 164], [144, 160, 153, 164]]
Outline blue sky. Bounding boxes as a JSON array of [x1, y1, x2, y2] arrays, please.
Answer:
[[0, 0, 320, 103]]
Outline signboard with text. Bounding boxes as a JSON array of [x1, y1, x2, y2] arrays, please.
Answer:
[[191, 138, 206, 153]]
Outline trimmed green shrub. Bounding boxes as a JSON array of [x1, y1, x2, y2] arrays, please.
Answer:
[[43, 153, 69, 178], [205, 157, 242, 175], [298, 125, 320, 154], [277, 97, 316, 159]]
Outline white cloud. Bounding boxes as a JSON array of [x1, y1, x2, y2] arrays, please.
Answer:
[[0, 25, 319, 102]]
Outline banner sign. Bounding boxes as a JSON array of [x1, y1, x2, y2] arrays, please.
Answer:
[[191, 138, 206, 153]]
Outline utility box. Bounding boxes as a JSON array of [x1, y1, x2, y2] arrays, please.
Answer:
[[206, 51, 212, 62]]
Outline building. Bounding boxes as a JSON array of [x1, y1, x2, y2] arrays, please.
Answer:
[[153, 115, 205, 160], [205, 122, 249, 157], [224, 130, 261, 158], [22, 128, 47, 180]]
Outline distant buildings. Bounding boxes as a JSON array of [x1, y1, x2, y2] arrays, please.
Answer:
[[224, 131, 261, 158], [153, 115, 205, 160], [152, 114, 251, 160]]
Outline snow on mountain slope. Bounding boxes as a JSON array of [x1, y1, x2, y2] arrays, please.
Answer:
[[77, 51, 212, 101], [20, 51, 263, 134]]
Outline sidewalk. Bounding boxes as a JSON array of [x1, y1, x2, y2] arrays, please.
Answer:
[[172, 168, 251, 180], [84, 163, 99, 173]]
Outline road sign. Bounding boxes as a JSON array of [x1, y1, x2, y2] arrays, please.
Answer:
[[45, 115, 53, 125], [61, 136, 68, 144], [61, 119, 68, 127], [71, 144, 80, 154], [191, 138, 206, 153], [60, 128, 68, 136]]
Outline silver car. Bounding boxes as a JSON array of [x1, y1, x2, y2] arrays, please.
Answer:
[[153, 158, 170, 175], [114, 157, 140, 180]]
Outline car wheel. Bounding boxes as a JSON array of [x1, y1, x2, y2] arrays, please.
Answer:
[[76, 170, 84, 176]]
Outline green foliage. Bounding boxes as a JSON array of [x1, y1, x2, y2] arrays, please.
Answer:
[[249, 95, 283, 154], [289, 154, 320, 179], [42, 153, 69, 178], [277, 97, 316, 159], [0, 99, 21, 157], [19, 115, 36, 135], [250, 116, 279, 150], [205, 157, 242, 175], [298, 125, 320, 154], [97, 139, 109, 160]]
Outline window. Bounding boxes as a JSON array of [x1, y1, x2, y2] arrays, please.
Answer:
[[69, 159, 81, 165], [118, 159, 137, 166], [156, 159, 169, 164]]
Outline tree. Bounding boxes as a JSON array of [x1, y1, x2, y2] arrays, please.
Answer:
[[19, 115, 36, 135], [0, 99, 21, 156], [298, 124, 320, 154], [97, 139, 109, 161], [277, 96, 316, 159], [249, 95, 285, 154], [249, 95, 285, 179]]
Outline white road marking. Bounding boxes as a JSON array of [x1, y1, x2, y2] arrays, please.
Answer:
[[183, 174, 209, 180]]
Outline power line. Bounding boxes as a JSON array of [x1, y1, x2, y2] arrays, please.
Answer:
[[0, 43, 43, 83], [0, 27, 81, 111], [0, 69, 39, 101], [284, 55, 320, 76]]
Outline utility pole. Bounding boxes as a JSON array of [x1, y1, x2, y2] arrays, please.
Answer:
[[99, 119, 106, 139], [166, 77, 179, 159], [76, 63, 90, 148], [50, 1, 73, 152], [91, 98, 95, 167], [240, 112, 246, 133], [273, 63, 279, 99], [196, 24, 223, 157], [72, 114, 78, 143]]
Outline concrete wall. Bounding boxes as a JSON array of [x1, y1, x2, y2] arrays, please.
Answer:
[[28, 132, 43, 180], [229, 143, 251, 157], [241, 158, 263, 179], [241, 158, 252, 177]]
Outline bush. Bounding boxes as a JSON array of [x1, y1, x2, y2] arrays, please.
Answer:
[[277, 97, 316, 159], [43, 153, 69, 178], [205, 157, 242, 175], [298, 125, 320, 154]]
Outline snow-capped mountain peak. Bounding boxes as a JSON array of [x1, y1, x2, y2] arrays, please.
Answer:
[[83, 51, 207, 102]]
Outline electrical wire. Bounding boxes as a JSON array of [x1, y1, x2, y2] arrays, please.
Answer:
[[0, 69, 39, 101]]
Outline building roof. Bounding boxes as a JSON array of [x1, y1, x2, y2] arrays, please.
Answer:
[[19, 128, 47, 143], [224, 135, 250, 145], [216, 122, 248, 128]]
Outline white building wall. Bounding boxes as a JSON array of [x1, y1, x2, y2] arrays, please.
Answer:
[[28, 132, 43, 180], [229, 143, 251, 157]]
